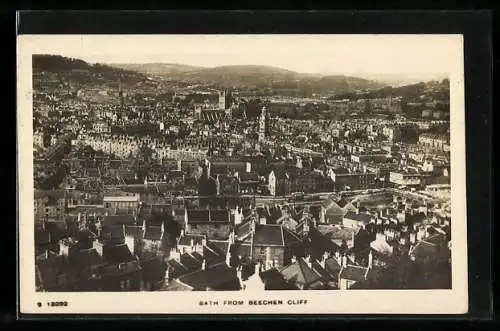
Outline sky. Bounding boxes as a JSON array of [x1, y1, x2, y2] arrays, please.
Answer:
[[20, 34, 463, 79]]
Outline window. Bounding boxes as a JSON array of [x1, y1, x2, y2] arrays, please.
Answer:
[[260, 247, 266, 254], [120, 280, 125, 290], [126, 279, 131, 289]]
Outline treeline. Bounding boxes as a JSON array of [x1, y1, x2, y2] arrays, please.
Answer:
[[331, 80, 450, 102], [33, 54, 147, 83]]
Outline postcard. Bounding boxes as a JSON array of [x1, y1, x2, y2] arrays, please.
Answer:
[[17, 34, 468, 314]]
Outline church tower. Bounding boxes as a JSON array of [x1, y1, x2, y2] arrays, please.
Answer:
[[218, 90, 226, 110], [258, 106, 267, 142]]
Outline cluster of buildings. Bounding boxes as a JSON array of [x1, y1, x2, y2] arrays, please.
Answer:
[[32, 64, 453, 292]]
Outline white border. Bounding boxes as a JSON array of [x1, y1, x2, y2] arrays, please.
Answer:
[[17, 34, 468, 315]]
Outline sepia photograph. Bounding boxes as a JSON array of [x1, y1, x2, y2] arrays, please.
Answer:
[[17, 34, 468, 314]]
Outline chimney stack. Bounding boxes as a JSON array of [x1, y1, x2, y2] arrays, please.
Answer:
[[164, 266, 170, 282], [335, 251, 341, 265], [320, 252, 328, 269], [255, 262, 261, 275], [304, 255, 312, 268], [201, 259, 206, 271], [342, 254, 347, 268], [225, 248, 231, 267]]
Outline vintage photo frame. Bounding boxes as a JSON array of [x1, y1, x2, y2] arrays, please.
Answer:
[[15, 11, 492, 319]]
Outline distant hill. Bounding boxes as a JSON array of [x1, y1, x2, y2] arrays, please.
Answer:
[[331, 79, 450, 102], [350, 73, 449, 87], [109, 63, 384, 93], [32, 56, 385, 93], [32, 54, 148, 83], [110, 63, 203, 76]]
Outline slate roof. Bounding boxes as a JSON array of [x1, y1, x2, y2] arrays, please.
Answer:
[[337, 197, 351, 208], [178, 234, 205, 247], [166, 259, 189, 279], [343, 212, 371, 223], [235, 221, 253, 240], [304, 228, 340, 258], [234, 242, 252, 258], [101, 260, 142, 277], [327, 226, 358, 242], [35, 254, 72, 290], [102, 215, 136, 227], [324, 257, 342, 276], [252, 224, 282, 246], [279, 258, 322, 287], [67, 248, 104, 271], [144, 226, 163, 241], [186, 210, 210, 224], [161, 279, 193, 291], [124, 225, 144, 239], [208, 240, 230, 256], [339, 265, 370, 282], [210, 210, 230, 223], [409, 240, 441, 261], [179, 253, 203, 271], [259, 268, 297, 290], [178, 263, 240, 291], [102, 244, 134, 265], [311, 260, 334, 280], [239, 171, 259, 182]]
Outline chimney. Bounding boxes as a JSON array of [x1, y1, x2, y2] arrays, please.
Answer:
[[190, 238, 195, 250], [291, 256, 297, 264], [236, 266, 244, 290], [409, 232, 416, 244], [254, 262, 261, 276], [201, 259, 206, 271], [342, 254, 347, 268], [164, 266, 170, 282], [170, 248, 181, 261], [225, 248, 231, 267], [320, 251, 328, 269], [335, 251, 341, 265], [304, 254, 312, 268], [303, 222, 310, 234], [348, 251, 356, 264]]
